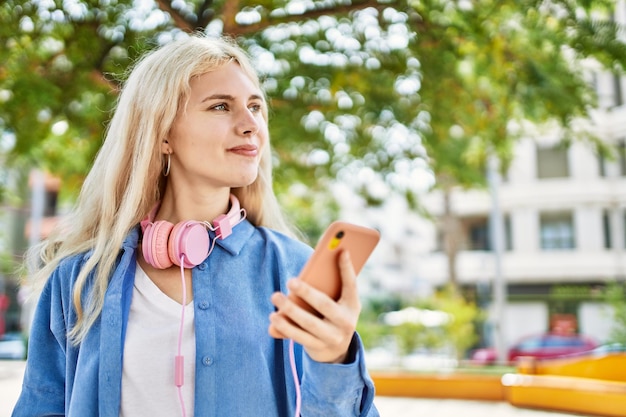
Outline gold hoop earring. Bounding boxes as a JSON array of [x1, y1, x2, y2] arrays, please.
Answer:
[[163, 153, 171, 177]]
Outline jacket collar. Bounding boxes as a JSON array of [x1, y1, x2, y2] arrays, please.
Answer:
[[211, 218, 254, 256]]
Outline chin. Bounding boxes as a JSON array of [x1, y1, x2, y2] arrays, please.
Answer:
[[232, 174, 259, 189]]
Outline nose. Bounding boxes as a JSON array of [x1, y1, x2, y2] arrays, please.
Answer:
[[237, 109, 260, 136]]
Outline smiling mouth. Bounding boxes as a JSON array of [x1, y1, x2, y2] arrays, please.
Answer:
[[228, 145, 259, 157]]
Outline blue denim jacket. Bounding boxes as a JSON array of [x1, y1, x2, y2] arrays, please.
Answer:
[[12, 220, 379, 416]]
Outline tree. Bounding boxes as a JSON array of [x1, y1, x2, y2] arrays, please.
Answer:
[[1, 0, 625, 268], [0, 1, 426, 239], [0, 1, 167, 192]]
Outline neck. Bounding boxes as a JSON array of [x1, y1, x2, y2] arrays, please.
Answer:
[[157, 188, 232, 224]]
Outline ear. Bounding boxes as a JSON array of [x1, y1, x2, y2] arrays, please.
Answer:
[[161, 140, 172, 155]]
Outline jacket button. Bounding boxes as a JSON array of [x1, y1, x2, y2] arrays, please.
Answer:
[[202, 356, 213, 366], [198, 301, 209, 310]]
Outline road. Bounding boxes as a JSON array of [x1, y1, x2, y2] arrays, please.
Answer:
[[1, 360, 584, 416]]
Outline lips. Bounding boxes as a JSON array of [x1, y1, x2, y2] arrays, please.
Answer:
[[228, 144, 259, 157]]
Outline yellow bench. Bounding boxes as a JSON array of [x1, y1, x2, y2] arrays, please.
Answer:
[[503, 353, 626, 417]]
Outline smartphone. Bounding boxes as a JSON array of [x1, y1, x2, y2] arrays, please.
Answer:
[[289, 221, 381, 315]]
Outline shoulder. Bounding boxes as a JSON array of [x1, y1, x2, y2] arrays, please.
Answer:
[[251, 226, 313, 274], [26, 252, 87, 340], [30, 251, 90, 313], [44, 227, 139, 291], [256, 226, 312, 256], [47, 252, 89, 288]]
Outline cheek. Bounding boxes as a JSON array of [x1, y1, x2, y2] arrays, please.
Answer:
[[258, 122, 270, 148], [169, 118, 209, 151], [168, 118, 188, 146]]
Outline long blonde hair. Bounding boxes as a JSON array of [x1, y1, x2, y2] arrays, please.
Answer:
[[27, 34, 295, 343]]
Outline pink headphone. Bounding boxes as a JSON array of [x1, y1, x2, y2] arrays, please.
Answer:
[[140, 194, 244, 269]]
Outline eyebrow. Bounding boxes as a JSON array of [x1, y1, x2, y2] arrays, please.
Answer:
[[201, 94, 264, 103]]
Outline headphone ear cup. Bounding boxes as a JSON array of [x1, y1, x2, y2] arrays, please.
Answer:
[[168, 221, 210, 268], [143, 220, 175, 269]]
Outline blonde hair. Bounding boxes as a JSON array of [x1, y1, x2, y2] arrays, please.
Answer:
[[27, 34, 295, 343]]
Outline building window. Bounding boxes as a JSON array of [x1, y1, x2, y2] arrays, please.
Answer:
[[461, 215, 512, 251], [504, 215, 512, 251], [603, 210, 612, 249], [467, 217, 490, 251], [613, 73, 624, 107], [44, 190, 58, 217], [540, 212, 575, 250], [598, 153, 607, 177], [598, 140, 626, 177], [537, 146, 569, 179]]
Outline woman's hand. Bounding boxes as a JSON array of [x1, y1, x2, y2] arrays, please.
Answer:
[[268, 251, 361, 364]]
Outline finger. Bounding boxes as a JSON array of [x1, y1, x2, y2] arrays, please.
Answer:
[[269, 308, 327, 349], [287, 279, 337, 321], [271, 286, 355, 363], [285, 279, 356, 341], [337, 251, 361, 311], [268, 322, 286, 339], [271, 287, 320, 331], [268, 311, 293, 339], [268, 292, 287, 339]]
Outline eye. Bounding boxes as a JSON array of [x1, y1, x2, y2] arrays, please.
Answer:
[[249, 103, 263, 113], [210, 103, 228, 111]]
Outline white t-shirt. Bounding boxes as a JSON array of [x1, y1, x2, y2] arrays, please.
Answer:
[[120, 264, 196, 417]]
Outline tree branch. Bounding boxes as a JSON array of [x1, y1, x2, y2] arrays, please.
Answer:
[[222, 0, 242, 35], [196, 0, 216, 28], [225, 0, 389, 36], [155, 0, 196, 33]]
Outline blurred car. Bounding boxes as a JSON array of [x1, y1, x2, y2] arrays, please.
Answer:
[[508, 333, 598, 362], [0, 332, 26, 360], [470, 332, 598, 365], [588, 342, 626, 354], [469, 347, 499, 365]]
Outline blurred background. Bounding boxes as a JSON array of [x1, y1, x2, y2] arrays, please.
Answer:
[[1, 0, 626, 389]]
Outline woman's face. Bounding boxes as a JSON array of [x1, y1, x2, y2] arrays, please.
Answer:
[[167, 61, 268, 193]]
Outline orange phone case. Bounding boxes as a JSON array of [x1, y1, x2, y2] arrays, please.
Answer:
[[289, 221, 380, 315]]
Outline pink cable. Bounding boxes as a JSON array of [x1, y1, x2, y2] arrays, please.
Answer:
[[172, 221, 240, 417], [176, 255, 187, 417], [174, 240, 216, 417], [207, 236, 217, 256], [289, 339, 301, 417]]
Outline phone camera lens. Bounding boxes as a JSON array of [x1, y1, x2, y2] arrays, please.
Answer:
[[335, 231, 344, 239]]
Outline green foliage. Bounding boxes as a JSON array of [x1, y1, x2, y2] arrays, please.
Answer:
[[604, 281, 626, 344], [391, 320, 445, 356], [356, 294, 404, 350], [358, 287, 482, 362], [1, 0, 626, 227], [410, 0, 626, 191], [435, 285, 482, 359], [0, 250, 16, 276], [0, 0, 163, 198], [549, 284, 599, 319]]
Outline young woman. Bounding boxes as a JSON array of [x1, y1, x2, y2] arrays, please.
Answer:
[[12, 35, 379, 416]]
